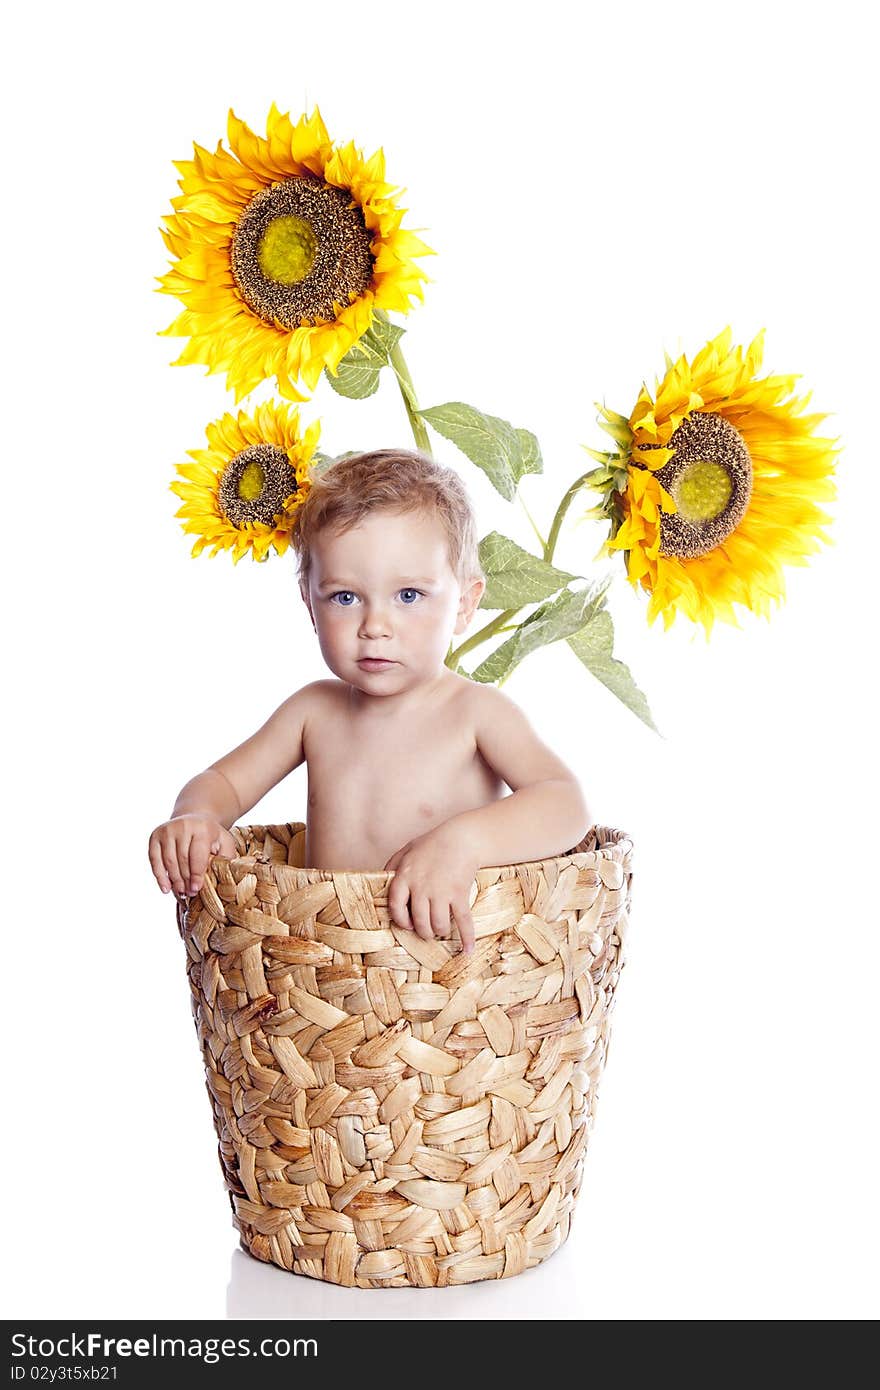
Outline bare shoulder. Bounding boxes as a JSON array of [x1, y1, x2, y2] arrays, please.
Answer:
[[306, 678, 346, 693], [460, 680, 578, 789], [455, 677, 542, 750], [298, 678, 348, 717], [439, 671, 489, 725], [293, 678, 351, 738], [235, 678, 339, 757], [460, 679, 530, 728], [208, 680, 337, 817]]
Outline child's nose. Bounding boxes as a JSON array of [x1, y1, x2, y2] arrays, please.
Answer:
[[359, 604, 392, 636]]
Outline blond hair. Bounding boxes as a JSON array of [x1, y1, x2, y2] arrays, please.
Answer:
[[292, 448, 485, 593]]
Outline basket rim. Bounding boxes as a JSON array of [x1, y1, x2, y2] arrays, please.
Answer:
[[200, 820, 633, 889]]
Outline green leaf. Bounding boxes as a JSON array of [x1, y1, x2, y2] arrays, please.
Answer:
[[567, 610, 660, 733], [470, 581, 611, 685], [512, 428, 544, 481], [368, 316, 406, 357], [324, 319, 405, 400], [324, 353, 380, 401], [417, 402, 541, 500], [477, 532, 578, 610]]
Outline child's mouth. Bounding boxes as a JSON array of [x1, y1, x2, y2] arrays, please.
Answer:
[[358, 658, 396, 670]]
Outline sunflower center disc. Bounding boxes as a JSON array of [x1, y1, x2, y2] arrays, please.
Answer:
[[238, 460, 266, 501], [674, 459, 733, 522], [231, 177, 375, 330], [257, 215, 317, 285], [218, 444, 298, 528], [646, 412, 753, 559]]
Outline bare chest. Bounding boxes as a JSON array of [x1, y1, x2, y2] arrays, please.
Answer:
[[302, 690, 504, 869]]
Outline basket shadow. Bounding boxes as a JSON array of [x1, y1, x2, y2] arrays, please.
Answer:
[[226, 1228, 589, 1318]]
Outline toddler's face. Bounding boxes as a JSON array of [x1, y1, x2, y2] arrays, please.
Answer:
[[302, 509, 483, 697]]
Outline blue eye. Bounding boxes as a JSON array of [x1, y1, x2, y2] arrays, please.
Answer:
[[328, 588, 424, 607]]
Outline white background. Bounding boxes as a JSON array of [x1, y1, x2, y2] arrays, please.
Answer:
[[4, 0, 877, 1321]]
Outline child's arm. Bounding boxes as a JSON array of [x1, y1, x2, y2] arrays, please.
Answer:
[[441, 684, 592, 865], [148, 682, 319, 897], [384, 686, 591, 952]]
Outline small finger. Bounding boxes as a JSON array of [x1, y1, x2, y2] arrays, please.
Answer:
[[430, 900, 452, 939], [193, 841, 221, 891], [148, 837, 172, 894], [188, 834, 214, 895], [176, 837, 193, 895], [410, 895, 433, 942], [164, 841, 186, 897], [387, 875, 414, 931], [453, 902, 476, 955]]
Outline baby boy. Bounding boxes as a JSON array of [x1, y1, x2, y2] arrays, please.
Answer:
[[148, 448, 592, 953]]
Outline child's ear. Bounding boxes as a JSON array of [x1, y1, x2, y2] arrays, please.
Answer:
[[300, 583, 317, 631], [457, 576, 485, 630]]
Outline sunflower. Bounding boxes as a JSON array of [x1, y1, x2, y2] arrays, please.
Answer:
[[171, 402, 319, 562], [582, 327, 840, 636], [158, 105, 432, 402]]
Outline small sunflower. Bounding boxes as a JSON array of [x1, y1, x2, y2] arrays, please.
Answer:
[[157, 105, 432, 402], [171, 402, 319, 562], [582, 327, 840, 636]]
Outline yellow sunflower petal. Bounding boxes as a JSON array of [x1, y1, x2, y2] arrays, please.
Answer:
[[171, 401, 319, 561], [159, 106, 432, 401], [601, 329, 840, 635]]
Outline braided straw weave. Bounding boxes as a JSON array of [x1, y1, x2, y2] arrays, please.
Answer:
[[176, 821, 633, 1287]]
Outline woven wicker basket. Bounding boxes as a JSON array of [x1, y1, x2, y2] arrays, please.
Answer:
[[176, 821, 633, 1287]]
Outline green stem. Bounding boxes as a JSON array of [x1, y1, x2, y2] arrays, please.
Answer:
[[377, 310, 592, 673], [543, 471, 593, 564], [388, 339, 432, 455], [448, 472, 595, 671], [517, 491, 547, 552], [447, 606, 522, 668]]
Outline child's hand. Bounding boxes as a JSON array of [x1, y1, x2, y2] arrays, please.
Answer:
[[148, 815, 237, 897], [383, 825, 479, 954]]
